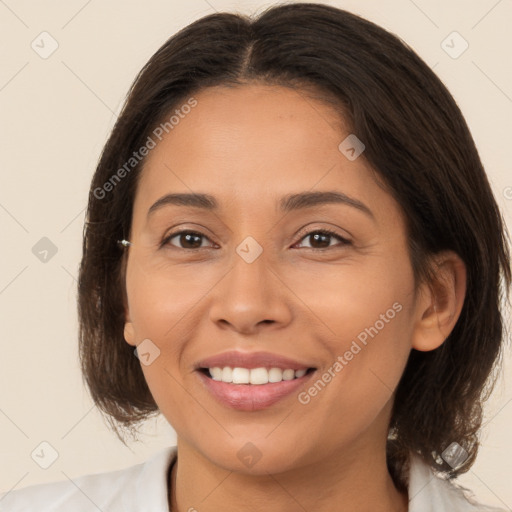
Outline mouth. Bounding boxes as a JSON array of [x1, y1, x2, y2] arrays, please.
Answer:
[[195, 366, 318, 411], [197, 366, 316, 385], [193, 350, 318, 411]]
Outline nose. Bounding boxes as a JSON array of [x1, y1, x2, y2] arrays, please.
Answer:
[[208, 248, 294, 335]]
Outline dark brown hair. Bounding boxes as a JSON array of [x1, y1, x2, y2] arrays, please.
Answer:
[[78, 2, 511, 488]]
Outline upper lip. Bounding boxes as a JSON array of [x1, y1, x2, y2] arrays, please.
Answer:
[[195, 350, 316, 371]]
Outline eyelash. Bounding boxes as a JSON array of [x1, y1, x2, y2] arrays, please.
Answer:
[[160, 228, 351, 251]]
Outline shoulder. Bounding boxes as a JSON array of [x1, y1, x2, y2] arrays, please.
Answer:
[[0, 446, 177, 512], [407, 453, 506, 512]]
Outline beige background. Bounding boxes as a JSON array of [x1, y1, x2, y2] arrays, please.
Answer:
[[1, 0, 511, 508]]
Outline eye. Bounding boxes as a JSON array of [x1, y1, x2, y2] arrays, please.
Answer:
[[293, 228, 351, 250], [161, 230, 216, 250], [161, 228, 350, 251]]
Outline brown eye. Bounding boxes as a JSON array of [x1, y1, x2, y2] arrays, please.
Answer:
[[294, 229, 350, 250], [161, 228, 350, 251], [162, 230, 213, 249]]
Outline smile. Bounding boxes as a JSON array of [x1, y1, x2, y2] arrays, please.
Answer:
[[196, 367, 317, 411], [204, 366, 313, 384]]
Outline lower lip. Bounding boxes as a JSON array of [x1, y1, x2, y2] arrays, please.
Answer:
[[196, 370, 316, 411]]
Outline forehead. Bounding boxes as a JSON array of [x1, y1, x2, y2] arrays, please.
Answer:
[[133, 84, 394, 221]]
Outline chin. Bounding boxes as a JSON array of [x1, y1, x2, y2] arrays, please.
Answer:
[[195, 437, 310, 476]]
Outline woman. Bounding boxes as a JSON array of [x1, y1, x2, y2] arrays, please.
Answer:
[[1, 3, 510, 511]]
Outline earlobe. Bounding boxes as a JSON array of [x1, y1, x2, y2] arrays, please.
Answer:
[[122, 264, 137, 346], [411, 251, 467, 352], [124, 319, 137, 346], [120, 251, 136, 346]]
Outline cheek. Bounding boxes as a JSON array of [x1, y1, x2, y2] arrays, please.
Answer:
[[297, 302, 413, 450], [124, 259, 203, 429], [125, 255, 212, 340], [296, 253, 415, 416], [292, 252, 414, 339]]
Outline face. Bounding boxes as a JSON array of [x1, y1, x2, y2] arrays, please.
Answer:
[[123, 84, 425, 474]]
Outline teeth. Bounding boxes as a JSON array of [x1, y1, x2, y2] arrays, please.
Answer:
[[232, 367, 250, 384], [249, 367, 268, 385], [268, 367, 283, 383], [207, 367, 310, 384], [221, 367, 232, 382]]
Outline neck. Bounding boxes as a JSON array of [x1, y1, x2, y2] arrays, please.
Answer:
[[168, 439, 408, 512]]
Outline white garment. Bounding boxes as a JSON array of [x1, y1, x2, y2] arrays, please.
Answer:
[[0, 446, 506, 511]]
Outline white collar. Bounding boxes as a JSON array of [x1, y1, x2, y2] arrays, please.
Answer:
[[407, 452, 504, 511], [151, 447, 504, 511], [1, 445, 504, 511]]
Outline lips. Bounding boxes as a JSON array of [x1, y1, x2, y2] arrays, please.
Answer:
[[195, 350, 316, 371], [194, 350, 318, 411]]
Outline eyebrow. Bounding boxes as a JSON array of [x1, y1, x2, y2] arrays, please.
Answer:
[[147, 191, 374, 219]]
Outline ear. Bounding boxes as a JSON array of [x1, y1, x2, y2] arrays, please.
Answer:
[[124, 315, 137, 346], [122, 284, 136, 347], [411, 251, 467, 351], [120, 247, 137, 346]]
